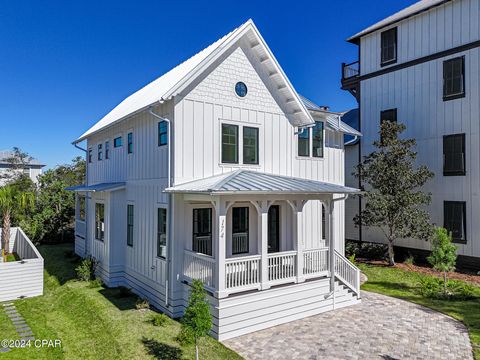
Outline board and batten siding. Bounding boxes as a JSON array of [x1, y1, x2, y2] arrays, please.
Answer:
[[360, 0, 480, 76], [358, 46, 480, 258]]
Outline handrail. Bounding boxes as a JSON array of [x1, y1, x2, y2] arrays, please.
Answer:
[[225, 254, 261, 263], [334, 250, 361, 297], [267, 250, 297, 258], [342, 61, 360, 80], [184, 249, 215, 263]]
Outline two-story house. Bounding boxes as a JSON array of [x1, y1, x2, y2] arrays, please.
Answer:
[[342, 0, 480, 269], [69, 19, 362, 340]]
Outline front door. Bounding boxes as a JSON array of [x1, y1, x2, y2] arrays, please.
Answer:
[[268, 205, 280, 253]]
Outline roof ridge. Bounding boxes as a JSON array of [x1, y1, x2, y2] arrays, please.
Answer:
[[214, 169, 244, 190]]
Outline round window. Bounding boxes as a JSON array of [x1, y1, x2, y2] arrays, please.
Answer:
[[235, 82, 248, 97]]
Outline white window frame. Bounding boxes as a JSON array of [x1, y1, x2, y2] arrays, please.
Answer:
[[155, 204, 168, 260], [295, 120, 325, 161]]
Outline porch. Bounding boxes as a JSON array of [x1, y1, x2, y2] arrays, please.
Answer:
[[167, 170, 361, 299]]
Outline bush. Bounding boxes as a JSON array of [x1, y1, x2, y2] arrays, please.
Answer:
[[75, 257, 98, 281], [418, 276, 442, 298], [447, 280, 477, 300], [348, 253, 356, 265], [150, 313, 169, 327], [404, 254, 415, 265], [136, 298, 150, 310], [345, 240, 388, 260], [176, 327, 194, 345], [88, 278, 104, 288]]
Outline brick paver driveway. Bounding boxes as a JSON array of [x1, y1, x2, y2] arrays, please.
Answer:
[[223, 291, 473, 360]]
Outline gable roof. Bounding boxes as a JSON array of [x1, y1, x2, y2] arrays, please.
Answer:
[[165, 170, 360, 195], [300, 96, 362, 137], [75, 19, 314, 143], [347, 0, 451, 44], [0, 150, 45, 167]]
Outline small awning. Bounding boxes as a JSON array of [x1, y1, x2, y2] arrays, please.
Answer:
[[165, 170, 360, 195], [65, 182, 126, 192]]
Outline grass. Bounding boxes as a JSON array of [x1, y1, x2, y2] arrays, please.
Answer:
[[0, 243, 241, 360], [360, 263, 480, 359]]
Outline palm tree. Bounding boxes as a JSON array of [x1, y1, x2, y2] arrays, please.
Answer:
[[0, 185, 34, 255]]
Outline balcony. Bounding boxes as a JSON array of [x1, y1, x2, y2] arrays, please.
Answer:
[[341, 61, 360, 101]]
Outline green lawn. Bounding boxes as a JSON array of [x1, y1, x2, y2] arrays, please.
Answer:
[[0, 244, 241, 360], [360, 263, 480, 359]]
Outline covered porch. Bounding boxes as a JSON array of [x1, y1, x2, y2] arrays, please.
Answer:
[[166, 170, 360, 299]]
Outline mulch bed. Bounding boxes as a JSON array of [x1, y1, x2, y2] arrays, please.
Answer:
[[359, 259, 480, 286]]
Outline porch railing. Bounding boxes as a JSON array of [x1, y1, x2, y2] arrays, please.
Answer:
[[183, 250, 215, 289], [225, 255, 261, 291], [268, 251, 297, 284], [232, 232, 248, 255], [303, 248, 328, 278], [193, 235, 212, 256], [334, 250, 361, 297]]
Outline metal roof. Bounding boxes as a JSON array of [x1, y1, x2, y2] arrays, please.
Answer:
[[0, 150, 45, 167], [75, 19, 314, 143], [299, 96, 362, 137], [65, 182, 126, 192], [347, 0, 450, 43], [165, 170, 360, 195]]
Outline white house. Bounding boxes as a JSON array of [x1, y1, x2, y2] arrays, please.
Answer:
[[342, 0, 480, 269], [0, 150, 45, 186], [69, 19, 362, 340]]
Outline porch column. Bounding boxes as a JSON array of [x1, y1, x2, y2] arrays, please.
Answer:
[[327, 197, 335, 292], [215, 199, 227, 298], [257, 201, 270, 290], [291, 201, 305, 283]]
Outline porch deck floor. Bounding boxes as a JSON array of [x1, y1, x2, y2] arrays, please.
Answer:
[[223, 291, 473, 360]]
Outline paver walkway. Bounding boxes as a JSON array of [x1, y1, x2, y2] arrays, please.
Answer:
[[0, 303, 34, 353], [224, 291, 473, 360]]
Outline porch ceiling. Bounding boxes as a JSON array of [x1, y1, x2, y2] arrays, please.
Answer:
[[165, 170, 361, 195]]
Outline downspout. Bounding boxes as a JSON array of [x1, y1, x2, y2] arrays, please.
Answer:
[[328, 194, 349, 309], [148, 107, 172, 308], [344, 136, 358, 146], [73, 142, 89, 258]]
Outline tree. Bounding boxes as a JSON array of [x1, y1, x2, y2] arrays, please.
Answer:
[[427, 227, 457, 295], [354, 121, 434, 265], [181, 279, 212, 360], [0, 185, 34, 254], [22, 157, 85, 243]]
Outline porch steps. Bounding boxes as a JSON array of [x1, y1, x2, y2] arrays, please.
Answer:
[[215, 277, 360, 341]]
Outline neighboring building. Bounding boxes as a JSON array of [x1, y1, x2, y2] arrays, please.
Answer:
[[342, 0, 480, 268], [69, 19, 362, 340], [0, 150, 45, 186]]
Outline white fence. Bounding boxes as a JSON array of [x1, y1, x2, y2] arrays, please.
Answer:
[[0, 228, 44, 302]]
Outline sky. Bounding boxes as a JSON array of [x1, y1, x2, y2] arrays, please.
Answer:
[[0, 0, 416, 169]]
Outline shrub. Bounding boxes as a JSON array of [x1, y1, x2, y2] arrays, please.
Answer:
[[348, 253, 356, 265], [418, 276, 442, 298], [150, 313, 169, 327], [75, 257, 98, 281], [447, 281, 477, 300], [345, 241, 359, 257], [136, 298, 150, 310], [88, 278, 103, 288], [428, 227, 457, 295], [404, 254, 415, 265], [176, 327, 194, 345]]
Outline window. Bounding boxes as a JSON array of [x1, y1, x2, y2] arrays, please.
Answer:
[[88, 148, 92, 163], [158, 121, 168, 146], [380, 108, 397, 143], [127, 132, 133, 154], [127, 204, 134, 247], [193, 208, 212, 256], [105, 141, 110, 159], [95, 203, 105, 241], [78, 196, 86, 221], [222, 124, 238, 163], [232, 207, 249, 254], [312, 121, 324, 158], [443, 134, 465, 176], [235, 82, 248, 97], [298, 128, 310, 157], [443, 57, 465, 100], [98, 143, 103, 161], [157, 208, 167, 258], [114, 136, 122, 148], [381, 27, 397, 65], [444, 201, 467, 243], [243, 127, 259, 164]]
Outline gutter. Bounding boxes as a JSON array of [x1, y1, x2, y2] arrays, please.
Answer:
[[148, 107, 173, 308]]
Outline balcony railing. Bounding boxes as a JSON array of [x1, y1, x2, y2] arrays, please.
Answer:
[[342, 61, 360, 80], [225, 255, 261, 291], [183, 250, 215, 290], [268, 251, 297, 285]]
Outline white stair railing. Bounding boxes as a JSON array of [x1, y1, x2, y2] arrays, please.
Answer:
[[334, 250, 361, 297]]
